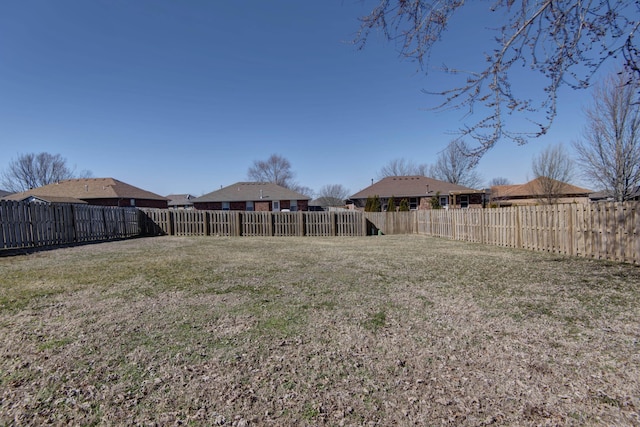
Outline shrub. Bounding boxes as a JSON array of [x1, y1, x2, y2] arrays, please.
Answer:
[[430, 192, 442, 209], [387, 196, 396, 212]]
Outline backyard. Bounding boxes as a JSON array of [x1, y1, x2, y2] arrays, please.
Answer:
[[0, 235, 638, 426]]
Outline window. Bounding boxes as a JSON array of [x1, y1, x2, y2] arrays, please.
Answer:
[[246, 201, 254, 211], [409, 198, 418, 210], [130, 199, 136, 207], [440, 196, 448, 207], [272, 201, 280, 212], [222, 202, 230, 211], [460, 195, 469, 208], [290, 200, 298, 212]]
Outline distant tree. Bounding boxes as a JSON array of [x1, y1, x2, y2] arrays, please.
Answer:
[[316, 184, 350, 208], [574, 71, 640, 202], [398, 198, 410, 211], [531, 144, 575, 204], [290, 184, 314, 198], [1, 152, 92, 193], [488, 177, 512, 187], [247, 154, 295, 188], [355, 1, 640, 160], [377, 158, 428, 178], [387, 196, 396, 212], [430, 140, 483, 188]]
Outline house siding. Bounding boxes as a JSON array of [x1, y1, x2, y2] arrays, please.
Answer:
[[193, 200, 309, 212]]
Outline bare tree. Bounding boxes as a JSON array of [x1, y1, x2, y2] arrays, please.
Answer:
[[531, 144, 574, 204], [290, 184, 314, 198], [316, 184, 350, 208], [488, 177, 512, 187], [574, 71, 640, 202], [355, 1, 640, 160], [247, 154, 295, 188], [430, 141, 483, 188], [377, 158, 428, 178], [1, 152, 92, 193]]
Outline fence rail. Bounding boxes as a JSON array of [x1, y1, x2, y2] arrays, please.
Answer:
[[0, 200, 139, 251], [366, 202, 640, 264], [138, 209, 367, 238]]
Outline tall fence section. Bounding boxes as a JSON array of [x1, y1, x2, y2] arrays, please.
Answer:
[[138, 209, 366, 238], [0, 200, 139, 251], [2, 200, 639, 263], [366, 202, 640, 264]]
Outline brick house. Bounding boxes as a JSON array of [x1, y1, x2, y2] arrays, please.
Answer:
[[348, 176, 486, 210], [4, 178, 168, 208], [192, 182, 311, 212]]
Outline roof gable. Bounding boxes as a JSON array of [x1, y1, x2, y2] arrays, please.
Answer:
[[5, 178, 168, 201], [350, 176, 478, 200], [193, 182, 311, 203], [491, 177, 592, 198]]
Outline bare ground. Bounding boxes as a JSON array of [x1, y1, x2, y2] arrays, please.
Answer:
[[0, 235, 639, 426]]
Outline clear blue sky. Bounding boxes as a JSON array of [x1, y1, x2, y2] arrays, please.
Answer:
[[0, 1, 607, 196]]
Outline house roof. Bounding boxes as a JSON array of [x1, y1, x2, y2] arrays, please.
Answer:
[[350, 176, 478, 200], [166, 194, 196, 207], [4, 178, 168, 202], [491, 177, 592, 199], [193, 182, 311, 203], [22, 195, 88, 204], [589, 186, 640, 201], [0, 189, 11, 199]]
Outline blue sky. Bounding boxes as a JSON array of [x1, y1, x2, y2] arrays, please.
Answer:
[[0, 1, 609, 196]]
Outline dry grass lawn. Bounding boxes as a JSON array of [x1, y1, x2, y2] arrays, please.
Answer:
[[0, 235, 639, 426]]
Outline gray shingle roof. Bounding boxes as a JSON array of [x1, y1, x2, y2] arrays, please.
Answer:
[[491, 178, 592, 199], [4, 178, 168, 201], [166, 194, 196, 207], [193, 182, 311, 203], [350, 176, 477, 200]]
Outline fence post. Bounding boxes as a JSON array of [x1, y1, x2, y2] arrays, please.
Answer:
[[297, 211, 304, 236], [332, 212, 337, 237]]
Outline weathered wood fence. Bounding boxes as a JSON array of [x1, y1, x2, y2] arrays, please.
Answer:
[[3, 201, 639, 264], [138, 209, 367, 237], [0, 200, 139, 251], [366, 202, 640, 264]]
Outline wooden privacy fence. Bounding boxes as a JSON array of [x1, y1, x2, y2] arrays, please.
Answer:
[[4, 201, 638, 263], [138, 209, 367, 237], [0, 200, 139, 251], [366, 203, 640, 264]]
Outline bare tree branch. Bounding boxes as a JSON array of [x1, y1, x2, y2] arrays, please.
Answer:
[[430, 140, 483, 188], [377, 158, 429, 178], [1, 152, 91, 193], [531, 143, 575, 204], [574, 70, 640, 201], [247, 154, 295, 188], [316, 184, 350, 207], [355, 1, 640, 161]]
